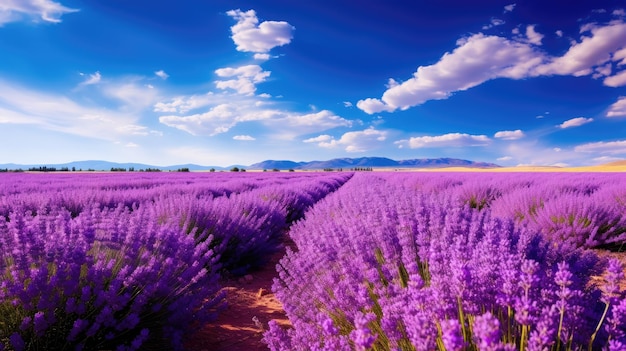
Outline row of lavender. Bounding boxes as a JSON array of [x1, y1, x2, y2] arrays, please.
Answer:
[[0, 172, 343, 218], [266, 172, 626, 350], [0, 172, 353, 350]]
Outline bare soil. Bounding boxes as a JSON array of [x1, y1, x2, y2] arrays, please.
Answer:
[[185, 247, 291, 351]]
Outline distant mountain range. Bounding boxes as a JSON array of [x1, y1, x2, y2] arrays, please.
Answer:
[[249, 157, 500, 170], [0, 157, 500, 172]]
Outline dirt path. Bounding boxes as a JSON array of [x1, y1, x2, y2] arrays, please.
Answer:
[[185, 246, 292, 351]]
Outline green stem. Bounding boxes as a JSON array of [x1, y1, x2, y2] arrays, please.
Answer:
[[588, 302, 610, 351]]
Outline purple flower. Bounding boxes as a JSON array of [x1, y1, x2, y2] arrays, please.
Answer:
[[9, 333, 25, 351], [33, 311, 47, 337], [473, 312, 501, 350], [440, 319, 465, 351], [350, 312, 377, 350]]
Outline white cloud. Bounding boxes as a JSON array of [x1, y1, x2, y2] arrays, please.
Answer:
[[268, 110, 353, 139], [214, 64, 270, 95], [303, 134, 332, 143], [233, 135, 255, 141], [80, 71, 101, 86], [397, 133, 491, 148], [607, 96, 626, 117], [613, 9, 625, 16], [125, 142, 139, 148], [558, 117, 593, 128], [604, 69, 626, 87], [356, 98, 394, 114], [159, 103, 239, 136], [525, 25, 544, 45], [154, 93, 217, 114], [556, 30, 563, 37], [305, 128, 387, 152], [357, 33, 545, 113], [254, 53, 270, 60], [358, 20, 626, 114], [343, 101, 353, 108], [159, 98, 351, 138], [614, 48, 626, 65], [0, 80, 153, 140], [483, 18, 505, 30], [497, 156, 513, 161], [535, 21, 626, 78], [104, 81, 159, 111], [494, 129, 525, 140], [226, 9, 294, 53], [155, 70, 169, 80], [0, 0, 78, 25], [574, 140, 626, 154], [593, 156, 623, 163], [504, 4, 516, 13]]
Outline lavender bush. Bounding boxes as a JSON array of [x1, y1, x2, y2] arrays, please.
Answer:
[[0, 203, 224, 350], [265, 172, 626, 350], [0, 171, 353, 349]]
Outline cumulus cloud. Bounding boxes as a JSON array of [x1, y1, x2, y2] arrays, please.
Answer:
[[607, 96, 626, 117], [396, 133, 490, 148], [254, 53, 270, 60], [357, 33, 546, 114], [214, 64, 270, 95], [233, 135, 255, 141], [525, 25, 544, 45], [494, 129, 525, 140], [155, 70, 169, 80], [358, 19, 626, 114], [535, 21, 626, 78], [0, 0, 78, 25], [604, 70, 626, 87], [226, 9, 294, 53], [304, 128, 387, 152], [558, 117, 593, 128], [574, 140, 626, 154], [497, 156, 513, 161]]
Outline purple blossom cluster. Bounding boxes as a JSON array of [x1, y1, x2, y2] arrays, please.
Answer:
[[0, 204, 223, 350], [265, 172, 626, 350], [0, 171, 352, 350]]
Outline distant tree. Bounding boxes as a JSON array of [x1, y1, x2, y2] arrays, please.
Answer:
[[129, 167, 135, 172], [288, 169, 295, 172], [230, 167, 240, 172], [209, 168, 216, 172], [72, 167, 76, 172], [177, 167, 190, 172], [272, 168, 280, 172], [240, 168, 246, 172]]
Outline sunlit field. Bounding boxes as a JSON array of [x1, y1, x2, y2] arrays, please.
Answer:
[[1, 170, 626, 350]]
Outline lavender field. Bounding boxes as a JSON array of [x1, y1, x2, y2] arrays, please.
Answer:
[[1, 171, 626, 350], [0, 172, 351, 350]]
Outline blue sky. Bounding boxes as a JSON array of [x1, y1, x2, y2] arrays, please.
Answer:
[[1, 0, 625, 167]]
